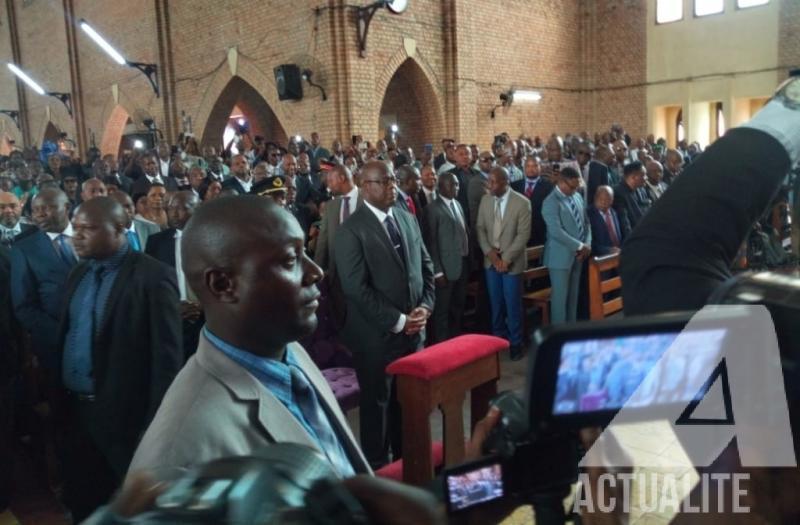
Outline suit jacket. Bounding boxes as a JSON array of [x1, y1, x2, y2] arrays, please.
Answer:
[[130, 175, 179, 198], [128, 335, 371, 475], [10, 228, 77, 361], [587, 160, 611, 205], [449, 166, 480, 229], [613, 182, 651, 238], [542, 189, 592, 270], [0, 222, 34, 247], [423, 198, 469, 281], [221, 176, 251, 195], [133, 218, 161, 250], [334, 205, 435, 362], [394, 191, 424, 231], [0, 245, 23, 383], [314, 194, 363, 272], [588, 206, 623, 256], [58, 250, 183, 474], [620, 128, 789, 315], [511, 177, 553, 247], [476, 190, 532, 275], [418, 188, 436, 209], [467, 172, 489, 233], [296, 173, 324, 205], [145, 228, 177, 268]]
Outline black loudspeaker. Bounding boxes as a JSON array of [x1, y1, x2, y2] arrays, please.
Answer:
[[274, 64, 303, 101]]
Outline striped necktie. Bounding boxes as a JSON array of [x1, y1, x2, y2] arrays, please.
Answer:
[[566, 196, 585, 240], [288, 364, 355, 477]]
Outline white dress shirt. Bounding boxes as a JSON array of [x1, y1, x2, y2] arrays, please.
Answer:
[[174, 229, 188, 301], [0, 221, 21, 242], [339, 186, 359, 223], [159, 159, 171, 178], [146, 173, 164, 185], [493, 189, 510, 219], [234, 176, 253, 194], [422, 187, 436, 204], [46, 222, 74, 242], [363, 200, 407, 334]]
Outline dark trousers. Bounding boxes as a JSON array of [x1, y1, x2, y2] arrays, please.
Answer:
[[353, 349, 405, 470], [431, 258, 469, 344], [59, 398, 119, 522]]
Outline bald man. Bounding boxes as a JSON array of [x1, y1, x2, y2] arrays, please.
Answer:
[[129, 196, 371, 478], [0, 191, 33, 245], [80, 177, 108, 203], [57, 197, 181, 520]]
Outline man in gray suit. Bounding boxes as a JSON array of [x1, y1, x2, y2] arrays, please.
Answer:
[[423, 172, 469, 343], [334, 160, 435, 469], [109, 191, 160, 252], [542, 167, 592, 324], [129, 196, 370, 477], [314, 164, 361, 326], [476, 167, 531, 360]]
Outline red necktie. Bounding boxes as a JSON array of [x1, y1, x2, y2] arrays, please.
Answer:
[[406, 195, 417, 216], [604, 210, 620, 247], [525, 181, 534, 198]]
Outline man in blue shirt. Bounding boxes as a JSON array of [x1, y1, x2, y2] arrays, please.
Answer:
[[58, 197, 182, 521]]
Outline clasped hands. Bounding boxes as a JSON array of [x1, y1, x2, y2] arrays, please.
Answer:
[[488, 249, 509, 273], [402, 306, 431, 335]]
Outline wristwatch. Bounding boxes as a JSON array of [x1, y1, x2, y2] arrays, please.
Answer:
[[773, 71, 800, 111]]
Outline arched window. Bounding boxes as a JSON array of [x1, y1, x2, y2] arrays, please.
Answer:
[[656, 0, 683, 23], [676, 109, 685, 144], [715, 102, 726, 140]]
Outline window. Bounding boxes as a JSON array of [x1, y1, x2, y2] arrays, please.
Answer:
[[657, 0, 683, 23], [737, 0, 769, 8], [715, 102, 726, 139], [695, 0, 724, 16], [677, 110, 685, 144]]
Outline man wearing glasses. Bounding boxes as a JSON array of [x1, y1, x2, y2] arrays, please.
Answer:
[[334, 160, 435, 469], [542, 167, 592, 324]]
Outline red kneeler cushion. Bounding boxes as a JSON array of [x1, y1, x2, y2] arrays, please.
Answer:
[[385, 334, 509, 380], [375, 441, 444, 481]]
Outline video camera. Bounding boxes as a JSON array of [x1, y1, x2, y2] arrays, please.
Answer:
[[442, 272, 800, 522]]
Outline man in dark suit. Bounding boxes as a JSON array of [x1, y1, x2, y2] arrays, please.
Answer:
[[335, 160, 435, 468], [449, 144, 480, 225], [423, 172, 469, 343], [433, 138, 455, 171], [130, 152, 179, 198], [109, 191, 161, 252], [10, 188, 78, 369], [662, 148, 684, 186], [613, 161, 652, 238], [586, 145, 615, 205], [395, 165, 424, 227], [146, 191, 203, 360], [511, 156, 553, 247], [314, 165, 361, 327], [0, 191, 34, 246], [58, 197, 182, 520], [221, 154, 254, 195], [418, 164, 437, 208], [588, 185, 623, 256]]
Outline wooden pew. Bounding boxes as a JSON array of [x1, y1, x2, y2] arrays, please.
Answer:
[[587, 253, 623, 320], [522, 245, 551, 327]]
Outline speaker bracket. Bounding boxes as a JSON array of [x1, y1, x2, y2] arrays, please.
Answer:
[[356, 1, 387, 58]]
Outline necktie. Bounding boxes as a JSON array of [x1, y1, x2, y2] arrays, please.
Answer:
[[341, 196, 351, 223], [126, 230, 141, 252], [492, 197, 503, 248], [525, 181, 535, 198], [55, 234, 78, 266], [288, 365, 355, 477], [64, 266, 104, 393], [604, 210, 620, 247], [450, 201, 469, 256], [566, 196, 585, 240], [405, 195, 417, 215], [383, 216, 405, 264]]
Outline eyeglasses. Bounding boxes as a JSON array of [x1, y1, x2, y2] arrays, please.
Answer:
[[362, 177, 397, 187]]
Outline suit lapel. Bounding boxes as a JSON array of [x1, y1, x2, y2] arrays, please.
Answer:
[[96, 251, 137, 338], [500, 192, 515, 234], [360, 207, 405, 270]]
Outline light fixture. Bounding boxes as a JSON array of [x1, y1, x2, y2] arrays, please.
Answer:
[[7, 63, 74, 117], [301, 69, 327, 101], [133, 139, 144, 149], [355, 0, 409, 58], [510, 90, 542, 103], [79, 19, 160, 97]]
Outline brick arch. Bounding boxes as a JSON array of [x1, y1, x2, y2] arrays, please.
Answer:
[[376, 55, 446, 152], [0, 115, 22, 154], [34, 104, 72, 149], [99, 104, 133, 157], [195, 59, 290, 150]]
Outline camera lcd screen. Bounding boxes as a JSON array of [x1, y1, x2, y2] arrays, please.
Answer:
[[445, 462, 504, 511], [552, 329, 727, 415]]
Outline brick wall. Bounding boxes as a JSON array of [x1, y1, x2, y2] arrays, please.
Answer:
[[2, 0, 654, 158], [779, 0, 800, 77]]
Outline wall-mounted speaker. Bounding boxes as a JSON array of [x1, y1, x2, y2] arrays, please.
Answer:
[[274, 64, 303, 101]]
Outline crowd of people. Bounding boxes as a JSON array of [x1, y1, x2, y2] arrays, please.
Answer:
[[0, 122, 709, 521]]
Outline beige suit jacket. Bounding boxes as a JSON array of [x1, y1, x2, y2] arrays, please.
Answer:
[[476, 189, 532, 275], [128, 334, 371, 476]]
